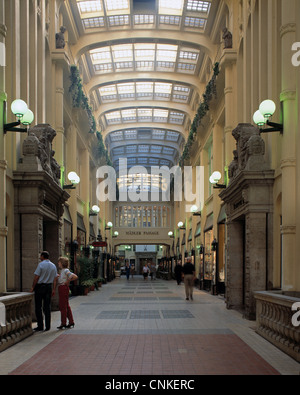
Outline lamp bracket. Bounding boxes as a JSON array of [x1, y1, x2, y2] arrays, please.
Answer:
[[213, 184, 226, 189], [4, 121, 28, 134], [260, 120, 283, 134], [63, 184, 75, 190]]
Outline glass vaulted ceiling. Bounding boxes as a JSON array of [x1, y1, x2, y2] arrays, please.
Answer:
[[73, 0, 214, 171]]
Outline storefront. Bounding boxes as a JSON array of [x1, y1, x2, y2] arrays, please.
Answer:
[[194, 222, 201, 278], [203, 214, 214, 292], [217, 205, 226, 295]]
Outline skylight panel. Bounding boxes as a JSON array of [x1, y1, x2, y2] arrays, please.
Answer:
[[126, 145, 137, 153], [106, 111, 121, 123], [105, 0, 129, 12], [77, 0, 102, 14], [83, 17, 105, 28], [136, 82, 153, 94], [184, 16, 206, 29], [138, 109, 153, 116], [151, 146, 163, 153], [134, 15, 155, 25], [124, 130, 137, 139], [159, 0, 184, 16], [122, 109, 136, 121], [156, 44, 177, 62], [110, 131, 123, 141], [179, 50, 199, 61], [155, 82, 172, 94], [108, 15, 130, 26], [166, 131, 179, 141], [152, 130, 166, 140], [159, 15, 181, 25], [117, 83, 135, 94], [90, 48, 111, 64], [99, 85, 117, 96], [186, 0, 211, 14], [134, 43, 156, 61], [138, 145, 150, 153], [112, 44, 133, 61]]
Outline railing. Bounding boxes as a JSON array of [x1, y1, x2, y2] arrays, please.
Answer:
[[254, 291, 300, 363], [0, 292, 34, 352]]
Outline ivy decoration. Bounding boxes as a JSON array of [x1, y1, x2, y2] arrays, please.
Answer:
[[179, 62, 220, 167], [69, 65, 112, 166]]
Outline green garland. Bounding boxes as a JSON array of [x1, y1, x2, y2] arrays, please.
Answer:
[[69, 65, 112, 166], [179, 62, 220, 167]]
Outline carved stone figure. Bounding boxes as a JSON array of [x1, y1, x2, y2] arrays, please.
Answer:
[[22, 124, 61, 185], [56, 26, 66, 49], [223, 27, 232, 49], [228, 123, 267, 180], [228, 150, 238, 179]]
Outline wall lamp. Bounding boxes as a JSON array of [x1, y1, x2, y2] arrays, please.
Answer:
[[89, 205, 100, 216], [253, 100, 283, 134], [168, 231, 174, 239], [211, 238, 218, 251], [105, 221, 113, 230], [190, 205, 201, 216], [3, 99, 34, 133], [209, 171, 226, 189], [178, 221, 186, 230], [63, 171, 80, 189], [112, 231, 119, 238]]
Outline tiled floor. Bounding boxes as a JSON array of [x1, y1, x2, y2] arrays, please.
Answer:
[[1, 276, 299, 375]]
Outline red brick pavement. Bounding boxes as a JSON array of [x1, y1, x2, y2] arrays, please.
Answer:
[[9, 333, 280, 375]]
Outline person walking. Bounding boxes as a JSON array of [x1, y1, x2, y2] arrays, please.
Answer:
[[56, 257, 78, 329], [150, 262, 156, 280], [182, 257, 195, 300], [174, 261, 183, 285], [30, 251, 58, 331], [125, 262, 130, 281], [130, 263, 135, 279], [142, 263, 150, 280]]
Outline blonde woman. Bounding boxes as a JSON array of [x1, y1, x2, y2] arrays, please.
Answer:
[[56, 257, 78, 329]]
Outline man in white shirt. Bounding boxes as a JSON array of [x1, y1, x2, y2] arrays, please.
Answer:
[[31, 251, 58, 331]]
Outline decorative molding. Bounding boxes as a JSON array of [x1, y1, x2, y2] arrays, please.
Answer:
[[0, 159, 7, 170], [280, 158, 296, 170], [280, 23, 296, 38], [0, 226, 8, 237], [280, 90, 296, 103], [280, 225, 296, 235]]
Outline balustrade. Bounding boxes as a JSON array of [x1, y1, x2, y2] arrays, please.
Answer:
[[0, 292, 33, 352], [255, 291, 300, 362]]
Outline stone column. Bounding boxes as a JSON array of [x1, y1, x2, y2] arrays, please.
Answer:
[[245, 212, 268, 320], [0, 0, 7, 293], [225, 219, 244, 310], [280, 2, 297, 291], [220, 49, 238, 173]]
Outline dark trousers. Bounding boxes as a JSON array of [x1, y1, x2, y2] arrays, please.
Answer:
[[34, 283, 52, 330]]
